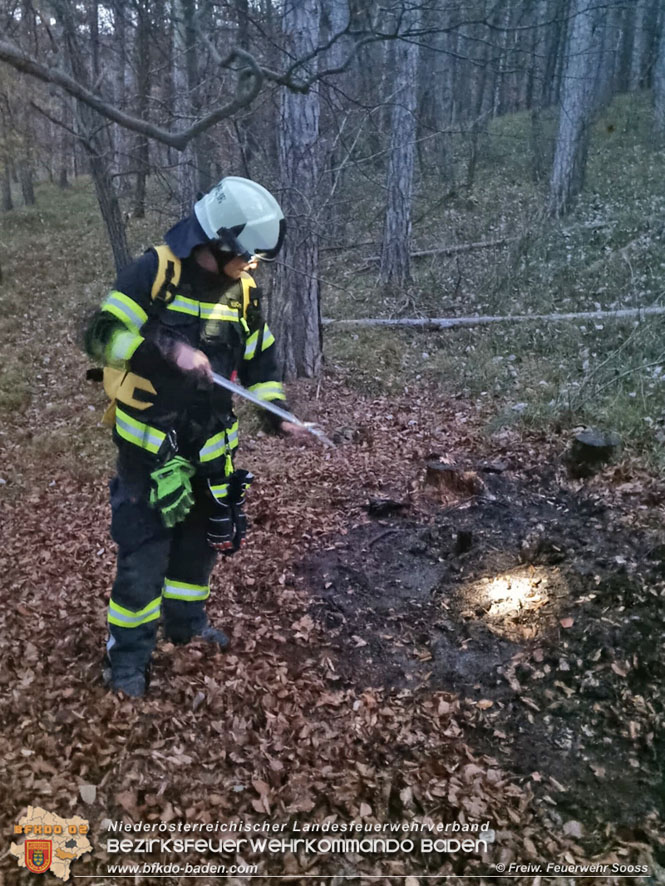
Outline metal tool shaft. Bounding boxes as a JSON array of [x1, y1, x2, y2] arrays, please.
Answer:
[[211, 372, 334, 446]]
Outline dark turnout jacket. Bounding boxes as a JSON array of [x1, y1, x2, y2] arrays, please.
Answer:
[[85, 247, 286, 481]]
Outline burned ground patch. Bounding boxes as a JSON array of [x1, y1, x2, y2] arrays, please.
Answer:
[[302, 466, 665, 854]]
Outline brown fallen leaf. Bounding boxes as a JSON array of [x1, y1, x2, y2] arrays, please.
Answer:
[[563, 820, 584, 838]]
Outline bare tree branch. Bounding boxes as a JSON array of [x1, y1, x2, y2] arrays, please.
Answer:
[[0, 38, 262, 150]]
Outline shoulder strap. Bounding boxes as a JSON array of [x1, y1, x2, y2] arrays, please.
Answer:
[[151, 244, 181, 304], [240, 273, 257, 320]]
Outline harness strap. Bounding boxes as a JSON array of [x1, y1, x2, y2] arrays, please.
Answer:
[[151, 244, 182, 304]]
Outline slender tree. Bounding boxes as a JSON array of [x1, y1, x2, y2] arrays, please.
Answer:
[[629, 0, 649, 91], [172, 0, 197, 214], [54, 0, 131, 268], [654, 10, 665, 139], [547, 0, 600, 217], [380, 2, 420, 285], [133, 0, 152, 217], [272, 0, 322, 379], [319, 0, 351, 240], [1, 144, 12, 211]]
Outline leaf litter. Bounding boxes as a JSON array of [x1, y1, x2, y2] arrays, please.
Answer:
[[0, 372, 663, 883]]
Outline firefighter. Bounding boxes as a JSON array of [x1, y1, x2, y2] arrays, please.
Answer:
[[86, 176, 305, 697]]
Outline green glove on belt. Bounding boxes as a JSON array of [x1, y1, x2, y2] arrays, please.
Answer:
[[149, 456, 196, 528]]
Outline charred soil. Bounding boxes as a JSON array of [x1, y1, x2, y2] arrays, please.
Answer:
[[302, 460, 665, 856]]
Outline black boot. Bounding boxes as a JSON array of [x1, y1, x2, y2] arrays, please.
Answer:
[[165, 622, 229, 650], [102, 655, 150, 697]]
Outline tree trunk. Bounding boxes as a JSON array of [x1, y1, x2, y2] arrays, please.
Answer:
[[233, 0, 256, 175], [1, 156, 13, 211], [654, 11, 665, 140], [546, 0, 570, 107], [173, 0, 197, 214], [492, 0, 513, 116], [58, 96, 73, 189], [380, 5, 420, 286], [431, 12, 456, 185], [57, 5, 131, 270], [88, 0, 100, 83], [133, 0, 151, 218], [90, 153, 131, 269], [112, 0, 130, 187], [272, 0, 321, 380], [547, 0, 600, 217], [18, 158, 35, 205], [320, 0, 350, 240], [594, 2, 623, 108], [629, 0, 649, 91]]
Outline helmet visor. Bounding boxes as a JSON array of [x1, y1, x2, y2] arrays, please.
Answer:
[[213, 218, 285, 262], [214, 227, 252, 262], [252, 218, 286, 262]]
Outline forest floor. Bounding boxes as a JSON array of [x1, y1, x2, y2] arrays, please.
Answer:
[[1, 370, 663, 884]]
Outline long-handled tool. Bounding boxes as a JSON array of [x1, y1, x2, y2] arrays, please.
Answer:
[[211, 372, 335, 447]]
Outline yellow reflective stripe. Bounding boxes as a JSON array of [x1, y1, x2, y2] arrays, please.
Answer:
[[244, 325, 275, 361], [163, 579, 210, 601], [108, 596, 161, 627], [115, 407, 166, 454], [209, 483, 229, 501], [102, 291, 148, 332], [199, 431, 226, 463], [166, 295, 199, 316], [226, 423, 239, 449], [166, 298, 241, 322], [248, 381, 285, 402], [107, 330, 143, 364], [200, 303, 239, 322], [198, 421, 239, 463], [244, 331, 259, 360]]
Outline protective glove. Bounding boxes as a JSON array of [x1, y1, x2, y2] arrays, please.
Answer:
[[149, 456, 196, 528]]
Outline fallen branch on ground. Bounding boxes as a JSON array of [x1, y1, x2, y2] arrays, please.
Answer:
[[322, 305, 665, 329], [363, 237, 515, 263]]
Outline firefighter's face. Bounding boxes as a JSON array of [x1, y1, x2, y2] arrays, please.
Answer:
[[223, 255, 259, 279]]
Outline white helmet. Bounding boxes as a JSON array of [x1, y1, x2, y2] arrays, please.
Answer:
[[194, 176, 285, 261]]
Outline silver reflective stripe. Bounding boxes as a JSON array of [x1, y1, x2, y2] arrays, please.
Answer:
[[167, 295, 199, 316], [199, 432, 226, 462], [115, 409, 166, 454], [108, 597, 161, 627], [244, 331, 259, 360], [102, 291, 148, 331], [163, 580, 210, 601], [200, 303, 239, 321], [226, 426, 239, 449], [210, 483, 229, 501]]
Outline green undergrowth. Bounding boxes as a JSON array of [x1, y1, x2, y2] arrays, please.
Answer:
[[323, 92, 665, 464], [325, 315, 665, 463]]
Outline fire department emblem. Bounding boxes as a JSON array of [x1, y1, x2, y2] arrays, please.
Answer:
[[25, 839, 52, 874]]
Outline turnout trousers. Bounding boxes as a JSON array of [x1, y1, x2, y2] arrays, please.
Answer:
[[106, 473, 219, 680]]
